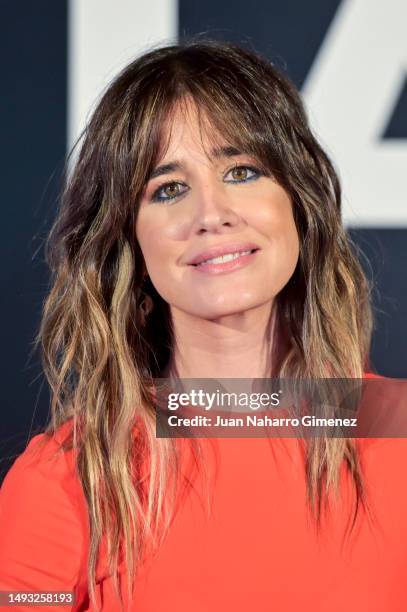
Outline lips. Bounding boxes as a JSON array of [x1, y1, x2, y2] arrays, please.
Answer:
[[187, 243, 260, 266]]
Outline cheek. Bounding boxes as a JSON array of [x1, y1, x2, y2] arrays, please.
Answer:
[[135, 214, 182, 294], [136, 214, 168, 263], [251, 194, 300, 286], [278, 212, 300, 260], [252, 192, 299, 253]]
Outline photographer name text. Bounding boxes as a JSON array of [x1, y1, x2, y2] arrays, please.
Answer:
[[166, 414, 358, 428]]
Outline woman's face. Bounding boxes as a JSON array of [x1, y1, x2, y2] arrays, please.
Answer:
[[136, 101, 300, 321]]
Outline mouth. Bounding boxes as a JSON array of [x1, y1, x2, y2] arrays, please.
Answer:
[[189, 247, 260, 275], [190, 248, 259, 267]]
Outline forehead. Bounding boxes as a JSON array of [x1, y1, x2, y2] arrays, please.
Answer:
[[157, 98, 232, 162]]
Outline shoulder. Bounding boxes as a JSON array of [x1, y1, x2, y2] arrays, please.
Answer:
[[359, 370, 407, 453], [1, 419, 84, 511], [0, 419, 89, 597]]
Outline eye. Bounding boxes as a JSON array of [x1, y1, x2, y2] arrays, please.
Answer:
[[224, 165, 262, 183], [148, 164, 263, 204], [150, 181, 189, 203]]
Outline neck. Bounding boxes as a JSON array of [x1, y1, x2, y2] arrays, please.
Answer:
[[162, 302, 285, 380]]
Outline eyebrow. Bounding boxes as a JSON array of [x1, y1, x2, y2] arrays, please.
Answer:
[[148, 146, 243, 180]]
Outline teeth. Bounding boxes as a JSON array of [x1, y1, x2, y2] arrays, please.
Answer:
[[197, 249, 252, 266]]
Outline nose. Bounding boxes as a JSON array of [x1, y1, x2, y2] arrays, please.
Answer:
[[189, 179, 243, 235]]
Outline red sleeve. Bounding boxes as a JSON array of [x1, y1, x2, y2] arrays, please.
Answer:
[[0, 433, 90, 611]]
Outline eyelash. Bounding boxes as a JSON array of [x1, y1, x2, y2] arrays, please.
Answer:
[[150, 164, 263, 204]]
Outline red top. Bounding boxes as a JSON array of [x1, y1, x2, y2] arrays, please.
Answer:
[[1, 373, 407, 611]]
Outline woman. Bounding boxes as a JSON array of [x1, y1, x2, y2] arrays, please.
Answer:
[[1, 38, 406, 611]]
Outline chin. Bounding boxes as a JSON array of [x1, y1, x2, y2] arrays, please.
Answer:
[[187, 303, 260, 320]]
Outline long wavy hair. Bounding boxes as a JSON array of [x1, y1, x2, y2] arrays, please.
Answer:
[[34, 38, 373, 610]]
